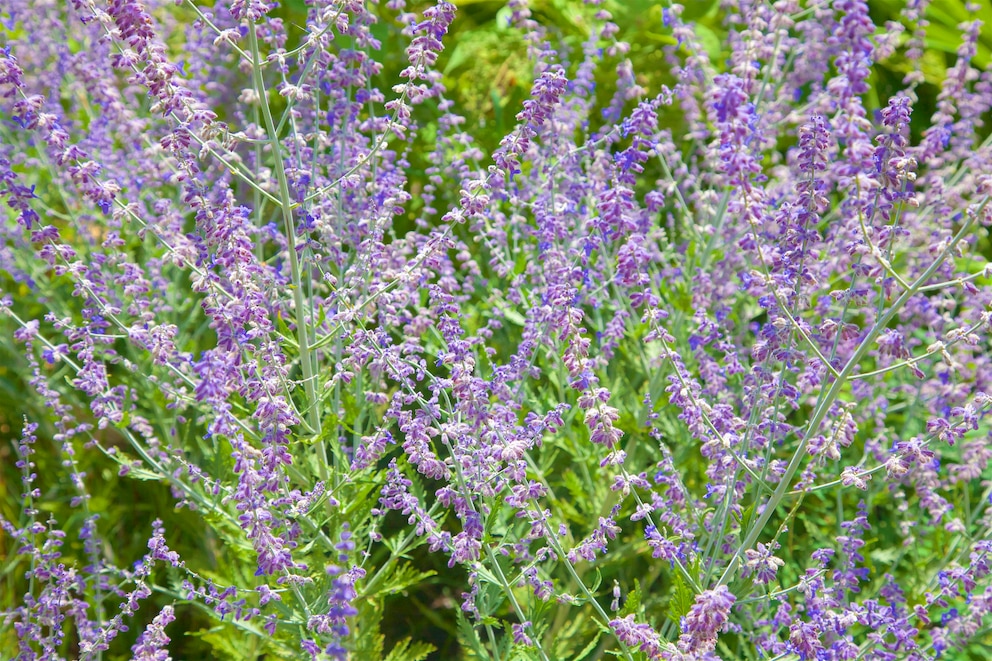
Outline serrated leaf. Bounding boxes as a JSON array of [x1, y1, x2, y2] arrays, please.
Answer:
[[620, 578, 643, 616], [189, 621, 286, 661], [484, 494, 506, 544], [352, 600, 386, 660], [870, 547, 901, 565], [668, 571, 695, 623], [560, 469, 588, 520], [455, 607, 488, 657], [367, 561, 437, 598], [383, 637, 436, 661], [126, 466, 168, 481], [570, 630, 603, 660]]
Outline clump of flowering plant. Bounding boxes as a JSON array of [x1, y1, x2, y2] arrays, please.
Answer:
[[3, 0, 992, 659]]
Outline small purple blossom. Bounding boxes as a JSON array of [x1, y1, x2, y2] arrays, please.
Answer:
[[678, 585, 736, 654]]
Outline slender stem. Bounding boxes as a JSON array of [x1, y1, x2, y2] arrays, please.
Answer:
[[247, 23, 322, 447], [718, 203, 984, 586]]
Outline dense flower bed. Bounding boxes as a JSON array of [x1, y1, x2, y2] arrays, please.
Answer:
[[3, 0, 992, 659]]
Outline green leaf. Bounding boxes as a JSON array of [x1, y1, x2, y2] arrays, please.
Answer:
[[560, 469, 588, 520], [668, 570, 695, 623], [570, 630, 604, 661], [870, 547, 901, 565], [619, 578, 643, 617], [352, 602, 386, 660], [502, 306, 527, 326], [550, 613, 592, 659], [693, 23, 722, 62], [484, 493, 507, 544], [444, 40, 474, 75], [737, 502, 756, 541], [681, 0, 719, 21], [367, 561, 438, 598], [383, 638, 437, 661], [495, 6, 514, 31], [455, 607, 489, 658]]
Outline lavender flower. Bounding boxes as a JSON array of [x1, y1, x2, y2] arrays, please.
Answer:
[[130, 606, 176, 661], [678, 586, 736, 655]]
